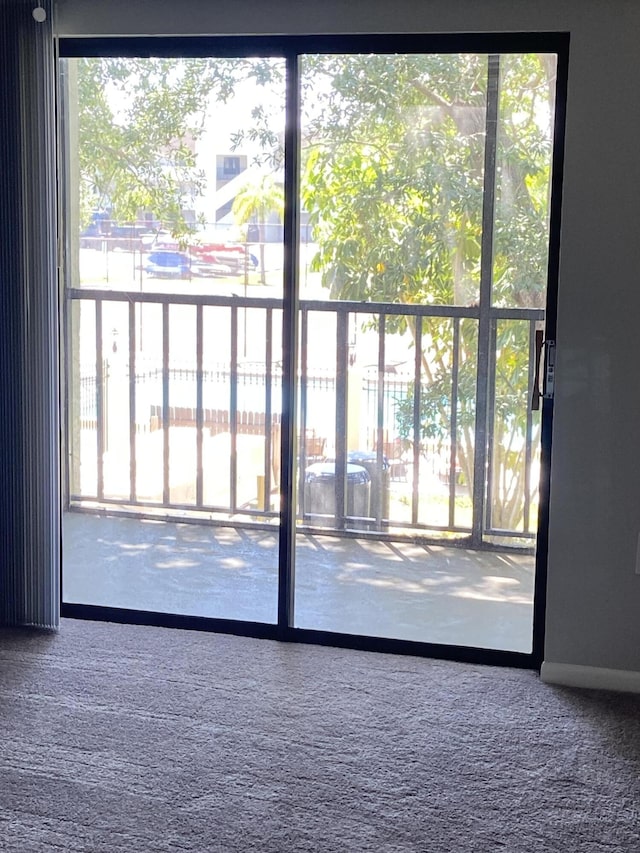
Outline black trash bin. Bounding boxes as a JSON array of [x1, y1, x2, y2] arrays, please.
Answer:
[[303, 462, 371, 528], [346, 450, 390, 527]]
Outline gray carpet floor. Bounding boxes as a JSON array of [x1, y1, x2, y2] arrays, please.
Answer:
[[1, 620, 640, 852]]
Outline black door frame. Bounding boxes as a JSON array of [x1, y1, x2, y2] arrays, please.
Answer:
[[59, 31, 569, 669]]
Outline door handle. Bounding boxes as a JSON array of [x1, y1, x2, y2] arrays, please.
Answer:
[[531, 330, 544, 411], [531, 331, 556, 411]]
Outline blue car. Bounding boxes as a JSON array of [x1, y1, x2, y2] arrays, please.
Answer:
[[145, 250, 192, 278]]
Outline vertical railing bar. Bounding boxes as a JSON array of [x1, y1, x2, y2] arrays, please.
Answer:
[[449, 318, 460, 529], [523, 319, 536, 533], [230, 304, 238, 513], [376, 312, 386, 528], [128, 301, 136, 502], [485, 319, 498, 532], [335, 310, 349, 529], [196, 304, 204, 508], [162, 303, 170, 506], [471, 53, 500, 547], [412, 316, 422, 526], [264, 307, 273, 513], [95, 299, 104, 501], [298, 308, 309, 519]]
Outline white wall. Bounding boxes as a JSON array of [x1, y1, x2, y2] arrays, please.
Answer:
[[54, 0, 640, 678]]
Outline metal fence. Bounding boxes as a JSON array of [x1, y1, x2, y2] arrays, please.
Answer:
[[66, 287, 543, 544]]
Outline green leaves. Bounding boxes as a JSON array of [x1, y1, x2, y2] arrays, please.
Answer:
[[76, 57, 210, 233], [74, 56, 284, 236]]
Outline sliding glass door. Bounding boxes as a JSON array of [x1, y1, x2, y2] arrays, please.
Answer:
[[293, 51, 557, 651], [60, 35, 566, 662], [61, 54, 286, 622]]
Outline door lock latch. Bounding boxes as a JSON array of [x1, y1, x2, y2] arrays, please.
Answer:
[[532, 332, 556, 411]]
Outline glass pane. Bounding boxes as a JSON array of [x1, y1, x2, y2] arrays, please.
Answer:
[[487, 319, 542, 538], [492, 54, 557, 309], [68, 299, 97, 498], [62, 55, 286, 624], [101, 301, 131, 499], [296, 311, 479, 539], [201, 305, 232, 509], [300, 53, 487, 306], [409, 317, 477, 531], [295, 51, 547, 654], [167, 304, 197, 505], [134, 302, 163, 503]]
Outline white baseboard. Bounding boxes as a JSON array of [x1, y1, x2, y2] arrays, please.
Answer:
[[541, 661, 640, 694]]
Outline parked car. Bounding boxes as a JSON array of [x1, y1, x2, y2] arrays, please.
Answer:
[[191, 247, 248, 276], [145, 250, 192, 278], [144, 245, 259, 279], [190, 252, 238, 277]]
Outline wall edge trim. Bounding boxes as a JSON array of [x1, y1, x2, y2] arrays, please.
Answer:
[[541, 661, 640, 694]]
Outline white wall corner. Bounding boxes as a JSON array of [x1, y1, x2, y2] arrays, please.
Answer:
[[541, 661, 640, 695]]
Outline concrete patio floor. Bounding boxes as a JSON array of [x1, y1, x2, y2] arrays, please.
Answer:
[[63, 511, 535, 653]]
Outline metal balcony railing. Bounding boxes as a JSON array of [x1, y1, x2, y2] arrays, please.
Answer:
[[65, 287, 543, 546]]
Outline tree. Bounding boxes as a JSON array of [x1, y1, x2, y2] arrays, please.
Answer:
[[73, 56, 283, 236], [232, 174, 284, 285], [300, 52, 556, 531]]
